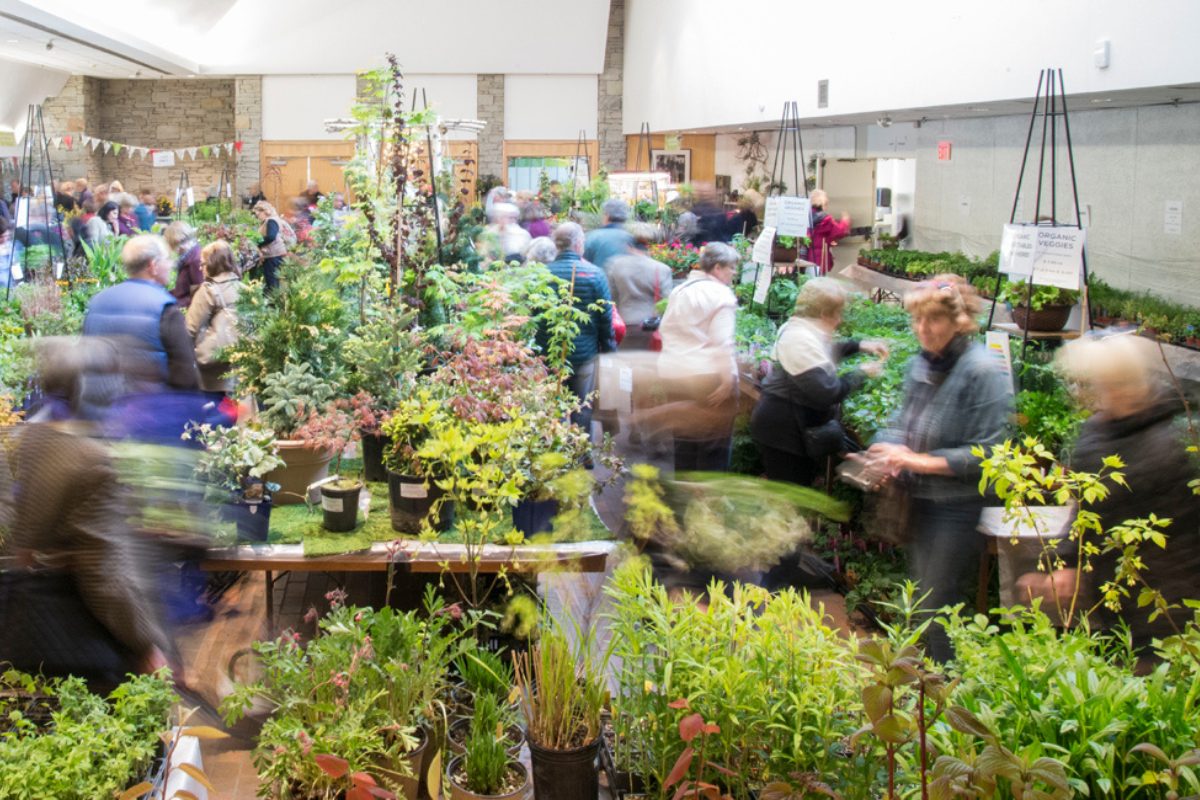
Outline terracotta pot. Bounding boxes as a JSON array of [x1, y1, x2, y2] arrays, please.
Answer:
[[446, 757, 531, 800], [1010, 304, 1072, 333], [264, 441, 336, 505]]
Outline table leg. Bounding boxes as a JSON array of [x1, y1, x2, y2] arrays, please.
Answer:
[[265, 570, 274, 632], [976, 551, 992, 614]]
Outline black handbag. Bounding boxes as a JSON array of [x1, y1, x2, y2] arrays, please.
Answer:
[[801, 418, 847, 458]]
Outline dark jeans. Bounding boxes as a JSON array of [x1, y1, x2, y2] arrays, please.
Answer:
[[674, 436, 731, 472], [566, 357, 598, 438], [908, 498, 986, 663], [260, 256, 282, 292]]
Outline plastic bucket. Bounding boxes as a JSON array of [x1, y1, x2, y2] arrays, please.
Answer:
[[388, 472, 454, 534], [320, 483, 362, 532]]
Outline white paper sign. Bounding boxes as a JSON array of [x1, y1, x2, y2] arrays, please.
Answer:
[[618, 366, 633, 393], [153, 150, 175, 167], [185, 187, 195, 208], [226, 183, 233, 198], [321, 495, 344, 513], [1000, 224, 1085, 290], [1165, 200, 1183, 235], [764, 196, 811, 236], [174, 188, 182, 209], [753, 263, 773, 305], [985, 331, 1015, 394], [751, 226, 776, 265], [999, 224, 1037, 277]]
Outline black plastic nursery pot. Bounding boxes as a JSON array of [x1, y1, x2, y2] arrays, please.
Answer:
[[360, 431, 389, 483], [320, 481, 362, 532], [446, 756, 531, 800], [527, 734, 601, 800], [388, 471, 454, 534], [512, 497, 559, 536], [222, 495, 272, 542]]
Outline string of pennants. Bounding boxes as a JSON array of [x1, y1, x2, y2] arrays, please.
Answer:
[[48, 134, 244, 161]]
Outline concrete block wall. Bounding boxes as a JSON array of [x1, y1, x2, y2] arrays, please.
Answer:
[[92, 79, 236, 200], [476, 74, 504, 180], [598, 0, 625, 172]]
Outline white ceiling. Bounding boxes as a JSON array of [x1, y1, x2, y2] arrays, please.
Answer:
[[0, 0, 611, 77]]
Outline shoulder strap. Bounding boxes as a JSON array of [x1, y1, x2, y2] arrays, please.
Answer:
[[207, 281, 227, 312]]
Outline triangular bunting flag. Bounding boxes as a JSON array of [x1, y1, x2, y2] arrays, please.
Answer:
[[224, 142, 233, 156], [89, 137, 100, 152], [175, 149, 186, 160], [200, 145, 210, 158], [234, 140, 244, 154], [63, 135, 72, 150], [51, 137, 62, 149], [187, 147, 198, 159], [103, 141, 113, 154], [112, 142, 123, 156]]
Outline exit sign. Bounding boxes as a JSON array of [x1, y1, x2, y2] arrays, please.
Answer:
[[937, 141, 952, 161]]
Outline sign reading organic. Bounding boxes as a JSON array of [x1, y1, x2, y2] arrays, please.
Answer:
[[1000, 223, 1085, 290]]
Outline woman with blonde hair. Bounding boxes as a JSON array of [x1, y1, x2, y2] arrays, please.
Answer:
[[185, 240, 242, 394], [857, 274, 1010, 661], [252, 200, 291, 292], [163, 221, 202, 309]]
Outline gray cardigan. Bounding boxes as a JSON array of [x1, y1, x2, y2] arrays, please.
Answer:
[[875, 339, 1011, 501]]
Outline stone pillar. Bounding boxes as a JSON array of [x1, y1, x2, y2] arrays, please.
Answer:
[[597, 0, 625, 172], [476, 74, 505, 181], [38, 75, 100, 182], [235, 76, 263, 196]]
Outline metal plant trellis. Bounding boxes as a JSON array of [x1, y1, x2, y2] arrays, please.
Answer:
[[5, 104, 69, 300], [986, 68, 1092, 359]]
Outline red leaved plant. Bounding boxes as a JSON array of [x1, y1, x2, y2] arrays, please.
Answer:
[[314, 753, 396, 800], [664, 698, 737, 800]]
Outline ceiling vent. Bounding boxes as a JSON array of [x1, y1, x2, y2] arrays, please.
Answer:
[[817, 79, 829, 109]]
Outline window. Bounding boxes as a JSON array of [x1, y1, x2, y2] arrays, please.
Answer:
[[506, 157, 589, 193]]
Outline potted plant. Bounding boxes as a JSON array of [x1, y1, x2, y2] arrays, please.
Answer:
[[183, 421, 284, 542], [294, 399, 364, 532], [380, 385, 456, 534], [445, 691, 530, 800], [999, 279, 1079, 332], [771, 233, 799, 264], [257, 361, 339, 505], [514, 620, 609, 800]]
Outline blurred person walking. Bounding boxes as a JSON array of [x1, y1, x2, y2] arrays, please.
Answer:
[[654, 242, 740, 471], [164, 221, 203, 309], [808, 189, 851, 275], [855, 275, 1010, 662], [253, 200, 293, 292], [584, 198, 634, 272]]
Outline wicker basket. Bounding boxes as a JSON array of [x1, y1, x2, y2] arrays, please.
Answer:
[[1010, 304, 1072, 332]]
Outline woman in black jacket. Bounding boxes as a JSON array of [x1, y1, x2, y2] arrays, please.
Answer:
[[750, 278, 887, 486]]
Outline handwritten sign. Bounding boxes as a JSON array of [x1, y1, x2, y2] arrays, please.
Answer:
[[152, 150, 175, 167], [764, 196, 811, 237], [753, 263, 773, 305], [1000, 224, 1085, 290], [752, 226, 776, 265]]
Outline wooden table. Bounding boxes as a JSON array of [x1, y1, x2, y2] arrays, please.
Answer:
[[200, 540, 617, 628]]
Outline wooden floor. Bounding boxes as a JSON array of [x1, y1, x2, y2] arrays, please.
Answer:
[[173, 423, 858, 798]]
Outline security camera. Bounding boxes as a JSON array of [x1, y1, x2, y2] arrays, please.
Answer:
[[876, 115, 893, 128]]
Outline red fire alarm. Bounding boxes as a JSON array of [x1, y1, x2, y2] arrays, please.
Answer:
[[937, 141, 952, 161]]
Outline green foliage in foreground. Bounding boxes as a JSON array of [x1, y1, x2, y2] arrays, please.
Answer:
[[0, 671, 175, 800]]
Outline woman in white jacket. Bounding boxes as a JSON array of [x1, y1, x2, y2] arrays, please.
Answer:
[[185, 240, 242, 395]]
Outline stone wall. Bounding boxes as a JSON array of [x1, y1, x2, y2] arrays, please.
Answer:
[[235, 76, 262, 193], [476, 74, 505, 180], [39, 75, 101, 183], [92, 79, 236, 201], [598, 0, 625, 171]]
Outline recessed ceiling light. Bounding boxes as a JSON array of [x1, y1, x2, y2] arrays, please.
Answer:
[[967, 106, 990, 112], [5, 39, 17, 44], [1091, 98, 1113, 103]]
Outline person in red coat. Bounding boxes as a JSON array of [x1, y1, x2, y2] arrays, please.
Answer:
[[808, 189, 851, 275]]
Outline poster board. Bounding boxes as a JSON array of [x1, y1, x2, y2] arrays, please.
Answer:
[[606, 171, 670, 205], [999, 224, 1085, 290], [763, 196, 812, 237]]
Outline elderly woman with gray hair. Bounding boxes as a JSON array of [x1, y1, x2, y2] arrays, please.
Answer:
[[751, 278, 887, 486], [653, 241, 742, 471], [163, 220, 202, 309]]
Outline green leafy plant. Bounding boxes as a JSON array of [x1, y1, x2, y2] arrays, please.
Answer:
[[513, 615, 608, 751], [459, 692, 514, 796], [182, 421, 284, 495], [998, 280, 1080, 311], [259, 361, 337, 438], [454, 646, 514, 701]]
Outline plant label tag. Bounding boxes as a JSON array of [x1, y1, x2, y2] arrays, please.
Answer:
[[619, 366, 634, 393], [321, 495, 343, 513], [751, 226, 776, 265], [400, 482, 428, 499], [753, 264, 772, 305]]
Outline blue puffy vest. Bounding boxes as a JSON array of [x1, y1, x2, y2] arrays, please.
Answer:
[[83, 279, 176, 380]]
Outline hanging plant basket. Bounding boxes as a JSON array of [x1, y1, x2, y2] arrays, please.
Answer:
[[1010, 304, 1073, 332]]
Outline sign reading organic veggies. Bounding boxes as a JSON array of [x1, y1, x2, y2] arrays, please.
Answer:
[[1000, 224, 1085, 290], [764, 196, 811, 237]]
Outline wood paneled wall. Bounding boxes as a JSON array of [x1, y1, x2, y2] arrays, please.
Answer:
[[624, 133, 716, 184]]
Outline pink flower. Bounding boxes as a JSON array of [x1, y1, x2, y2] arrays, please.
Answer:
[[304, 607, 319, 624], [324, 588, 348, 608]]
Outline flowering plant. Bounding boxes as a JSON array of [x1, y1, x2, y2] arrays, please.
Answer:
[[183, 421, 283, 496], [649, 242, 701, 278]]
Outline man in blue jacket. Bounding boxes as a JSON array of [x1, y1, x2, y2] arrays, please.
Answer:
[[583, 198, 634, 273], [83, 234, 199, 391], [544, 222, 616, 455]]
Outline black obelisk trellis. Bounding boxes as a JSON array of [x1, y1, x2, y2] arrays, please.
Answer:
[[5, 104, 69, 300], [986, 68, 1092, 359], [411, 88, 444, 258], [174, 168, 194, 222], [568, 128, 588, 209], [766, 102, 811, 275], [629, 122, 660, 212]]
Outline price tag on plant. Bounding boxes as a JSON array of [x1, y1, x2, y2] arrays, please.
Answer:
[[321, 495, 344, 513], [399, 482, 428, 499]]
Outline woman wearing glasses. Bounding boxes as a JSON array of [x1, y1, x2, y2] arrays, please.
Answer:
[[856, 274, 1011, 662]]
